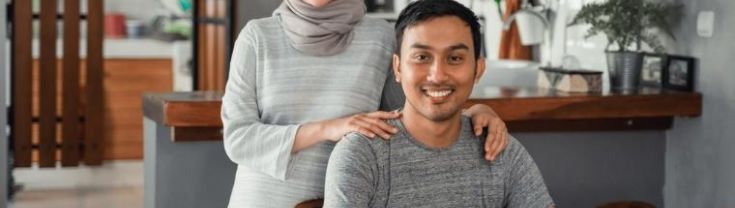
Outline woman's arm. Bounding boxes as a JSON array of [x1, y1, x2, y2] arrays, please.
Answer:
[[223, 24, 402, 181], [222, 25, 302, 180]]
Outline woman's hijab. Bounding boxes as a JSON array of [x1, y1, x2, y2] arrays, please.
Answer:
[[274, 0, 366, 56]]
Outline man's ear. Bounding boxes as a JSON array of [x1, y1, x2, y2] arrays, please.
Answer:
[[392, 54, 401, 83], [474, 57, 486, 83]]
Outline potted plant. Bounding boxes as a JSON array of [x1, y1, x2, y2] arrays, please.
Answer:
[[569, 0, 680, 90]]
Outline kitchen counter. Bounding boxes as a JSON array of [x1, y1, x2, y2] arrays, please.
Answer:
[[143, 87, 702, 142], [141, 87, 701, 208]]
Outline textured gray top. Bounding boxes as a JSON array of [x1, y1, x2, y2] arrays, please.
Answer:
[[324, 117, 554, 208], [221, 16, 403, 207]]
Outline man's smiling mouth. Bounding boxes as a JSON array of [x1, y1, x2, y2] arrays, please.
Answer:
[[425, 89, 452, 98]]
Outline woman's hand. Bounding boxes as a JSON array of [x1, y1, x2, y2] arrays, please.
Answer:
[[322, 111, 401, 141], [293, 111, 400, 152], [464, 104, 508, 161]]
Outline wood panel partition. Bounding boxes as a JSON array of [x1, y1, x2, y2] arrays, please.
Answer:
[[85, 0, 105, 166], [11, 0, 105, 167], [62, 0, 82, 166], [38, 0, 59, 167], [12, 0, 33, 167]]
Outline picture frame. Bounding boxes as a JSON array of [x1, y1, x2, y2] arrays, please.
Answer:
[[662, 55, 696, 91], [640, 53, 666, 87]]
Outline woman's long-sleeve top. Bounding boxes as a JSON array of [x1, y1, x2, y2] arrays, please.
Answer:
[[221, 16, 403, 207]]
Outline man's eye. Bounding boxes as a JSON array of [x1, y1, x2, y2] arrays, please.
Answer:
[[449, 56, 464, 63], [414, 54, 429, 61]]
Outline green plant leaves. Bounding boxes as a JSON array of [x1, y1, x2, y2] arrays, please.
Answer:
[[568, 0, 681, 53]]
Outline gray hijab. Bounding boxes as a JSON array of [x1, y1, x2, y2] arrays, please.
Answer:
[[273, 0, 366, 56]]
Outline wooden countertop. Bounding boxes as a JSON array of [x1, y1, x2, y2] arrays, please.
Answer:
[[467, 86, 701, 120], [143, 87, 702, 141], [143, 91, 224, 127]]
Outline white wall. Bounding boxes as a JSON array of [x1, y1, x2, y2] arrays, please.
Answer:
[[664, 0, 735, 207], [1, 0, 9, 204], [104, 0, 170, 21], [478, 0, 616, 89], [538, 0, 735, 206]]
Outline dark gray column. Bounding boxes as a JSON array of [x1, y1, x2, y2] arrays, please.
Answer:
[[143, 117, 237, 208], [235, 0, 281, 31], [1, 0, 9, 204]]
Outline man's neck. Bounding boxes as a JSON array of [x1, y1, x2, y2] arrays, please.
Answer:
[[400, 107, 463, 149]]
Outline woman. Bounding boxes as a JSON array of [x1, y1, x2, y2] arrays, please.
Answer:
[[221, 0, 509, 207]]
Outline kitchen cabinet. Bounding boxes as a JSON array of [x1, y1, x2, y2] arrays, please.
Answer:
[[32, 58, 172, 160]]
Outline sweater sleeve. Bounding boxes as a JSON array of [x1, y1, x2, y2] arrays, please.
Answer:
[[221, 23, 300, 181]]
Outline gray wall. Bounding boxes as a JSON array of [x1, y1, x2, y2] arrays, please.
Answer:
[[665, 0, 735, 207], [235, 0, 281, 34], [231, 0, 280, 83], [516, 131, 665, 207], [1, 0, 8, 205]]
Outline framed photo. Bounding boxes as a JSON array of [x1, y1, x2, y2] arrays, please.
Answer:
[[662, 55, 696, 91], [640, 53, 666, 87]]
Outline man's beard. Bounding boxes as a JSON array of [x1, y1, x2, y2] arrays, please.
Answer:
[[405, 96, 462, 122]]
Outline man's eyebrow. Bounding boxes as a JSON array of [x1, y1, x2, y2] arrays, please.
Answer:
[[410, 43, 470, 51], [409, 43, 432, 50], [448, 44, 470, 51], [409, 43, 470, 51]]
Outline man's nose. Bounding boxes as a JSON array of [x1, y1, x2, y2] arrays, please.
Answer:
[[427, 60, 449, 83]]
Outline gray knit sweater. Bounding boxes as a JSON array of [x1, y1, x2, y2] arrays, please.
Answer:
[[221, 16, 403, 207], [324, 117, 554, 208]]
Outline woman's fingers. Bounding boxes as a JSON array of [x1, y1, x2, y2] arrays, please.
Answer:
[[497, 129, 508, 157], [353, 126, 377, 139], [472, 116, 488, 136], [490, 129, 508, 160], [337, 111, 400, 140], [484, 131, 496, 160], [353, 116, 395, 139], [365, 110, 402, 119], [485, 120, 508, 161]]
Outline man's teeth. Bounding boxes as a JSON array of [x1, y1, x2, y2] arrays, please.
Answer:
[[426, 90, 452, 97]]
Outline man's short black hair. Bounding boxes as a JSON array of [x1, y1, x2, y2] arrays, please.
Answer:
[[394, 0, 483, 59]]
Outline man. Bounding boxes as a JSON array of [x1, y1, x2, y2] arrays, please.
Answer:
[[323, 0, 554, 207]]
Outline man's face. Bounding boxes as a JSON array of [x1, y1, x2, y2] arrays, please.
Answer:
[[393, 16, 485, 122]]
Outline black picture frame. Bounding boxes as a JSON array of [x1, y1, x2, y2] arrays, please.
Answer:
[[640, 53, 666, 88], [662, 55, 696, 91]]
